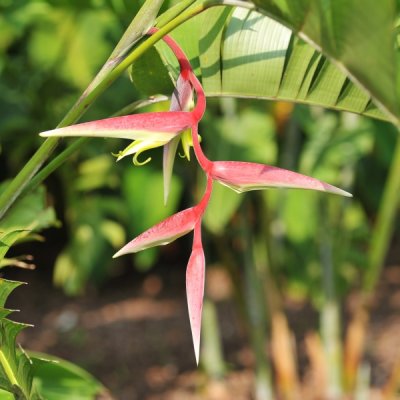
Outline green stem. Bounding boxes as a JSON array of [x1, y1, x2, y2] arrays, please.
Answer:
[[319, 197, 342, 399], [25, 138, 90, 195], [363, 133, 400, 293], [241, 197, 272, 400], [0, 349, 18, 387], [0, 0, 254, 220], [201, 299, 225, 379]]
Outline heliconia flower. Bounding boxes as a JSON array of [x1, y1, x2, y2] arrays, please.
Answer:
[[210, 161, 353, 197], [186, 222, 205, 365]]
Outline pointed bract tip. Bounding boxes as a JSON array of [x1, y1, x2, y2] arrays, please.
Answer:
[[112, 249, 125, 258], [186, 238, 205, 367], [323, 183, 353, 198], [113, 207, 199, 258], [39, 129, 55, 137], [194, 345, 200, 366]]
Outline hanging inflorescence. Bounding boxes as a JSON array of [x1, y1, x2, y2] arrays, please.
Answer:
[[40, 28, 351, 364]]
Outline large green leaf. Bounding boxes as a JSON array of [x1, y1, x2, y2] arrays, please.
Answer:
[[136, 4, 398, 123], [252, 0, 399, 123]]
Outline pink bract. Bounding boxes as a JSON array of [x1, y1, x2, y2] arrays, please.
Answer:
[[113, 206, 200, 257], [210, 161, 352, 197], [186, 222, 205, 365], [40, 111, 195, 141]]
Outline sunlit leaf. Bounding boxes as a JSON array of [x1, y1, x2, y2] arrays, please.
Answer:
[[136, 5, 398, 122], [252, 0, 399, 122]]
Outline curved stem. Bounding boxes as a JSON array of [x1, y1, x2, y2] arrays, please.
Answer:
[[198, 173, 213, 214], [189, 70, 206, 122], [191, 124, 212, 173], [193, 220, 203, 249], [148, 27, 192, 77], [149, 30, 206, 120]]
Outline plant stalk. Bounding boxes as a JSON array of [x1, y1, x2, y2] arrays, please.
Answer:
[[240, 197, 272, 400], [319, 197, 342, 400], [201, 299, 225, 379], [363, 133, 400, 293]]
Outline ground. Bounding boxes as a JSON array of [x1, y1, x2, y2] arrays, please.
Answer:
[[4, 250, 400, 399]]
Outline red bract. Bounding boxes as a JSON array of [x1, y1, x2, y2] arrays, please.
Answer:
[[40, 111, 194, 141], [186, 222, 205, 365], [113, 206, 199, 257], [188, 106, 351, 198], [210, 161, 352, 197], [114, 175, 212, 257]]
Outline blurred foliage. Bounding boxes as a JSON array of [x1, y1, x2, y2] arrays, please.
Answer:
[[201, 97, 395, 307], [0, 0, 399, 398], [0, 0, 397, 306]]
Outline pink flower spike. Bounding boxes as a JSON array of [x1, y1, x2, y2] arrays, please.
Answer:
[[39, 111, 194, 141], [113, 206, 199, 257], [210, 161, 352, 197], [186, 222, 205, 365]]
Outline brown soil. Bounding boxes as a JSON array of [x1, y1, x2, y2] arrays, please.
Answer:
[[4, 259, 400, 400]]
